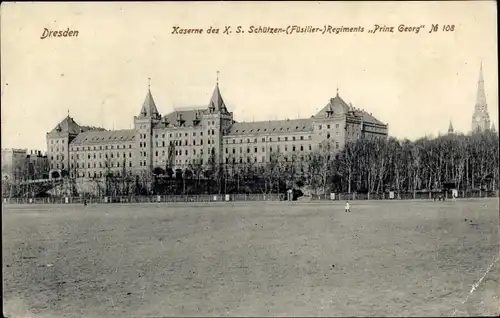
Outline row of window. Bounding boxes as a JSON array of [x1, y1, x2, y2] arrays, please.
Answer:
[[72, 161, 133, 169], [223, 144, 317, 154], [71, 144, 133, 152], [225, 135, 312, 144], [70, 152, 132, 160], [317, 123, 341, 130], [50, 147, 64, 153], [154, 131, 205, 139]]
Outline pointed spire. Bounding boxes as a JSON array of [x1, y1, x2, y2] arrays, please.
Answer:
[[475, 62, 487, 109], [336, 85, 339, 96], [67, 109, 70, 117], [208, 74, 227, 113], [448, 119, 454, 134], [138, 78, 159, 118]]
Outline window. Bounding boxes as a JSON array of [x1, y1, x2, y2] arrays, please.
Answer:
[[262, 138, 265, 142], [300, 136, 304, 141], [319, 125, 322, 130], [185, 150, 188, 156], [327, 124, 331, 129], [254, 147, 257, 153], [327, 133, 331, 139], [262, 147, 265, 152], [278, 137, 281, 142], [300, 145, 304, 151], [309, 145, 312, 151], [336, 142, 339, 149], [285, 137, 288, 141], [155, 151, 158, 156], [292, 146, 296, 151], [232, 148, 235, 154], [336, 124, 339, 128], [293, 137, 296, 141], [225, 148, 228, 154]]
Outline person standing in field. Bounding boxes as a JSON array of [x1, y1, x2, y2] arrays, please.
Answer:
[[345, 201, 350, 212]]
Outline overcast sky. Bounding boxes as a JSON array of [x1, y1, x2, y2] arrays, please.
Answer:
[[1, 1, 497, 151]]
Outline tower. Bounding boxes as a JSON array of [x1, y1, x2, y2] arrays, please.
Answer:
[[471, 62, 491, 133], [134, 78, 161, 173], [448, 119, 454, 134], [202, 71, 233, 167]]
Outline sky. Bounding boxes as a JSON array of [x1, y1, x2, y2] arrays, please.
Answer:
[[1, 1, 498, 151]]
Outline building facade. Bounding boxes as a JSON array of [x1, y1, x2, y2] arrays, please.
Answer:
[[46, 78, 388, 179], [1, 148, 49, 181], [471, 63, 493, 133]]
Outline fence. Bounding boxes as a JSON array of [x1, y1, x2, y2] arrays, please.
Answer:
[[2, 190, 498, 205], [2, 193, 282, 205]]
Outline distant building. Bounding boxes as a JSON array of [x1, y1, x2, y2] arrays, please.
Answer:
[[46, 76, 388, 179], [447, 120, 454, 134], [1, 149, 49, 181], [471, 63, 493, 133], [1, 148, 27, 180]]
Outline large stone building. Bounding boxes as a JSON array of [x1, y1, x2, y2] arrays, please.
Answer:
[[46, 77, 388, 179], [471, 63, 494, 133]]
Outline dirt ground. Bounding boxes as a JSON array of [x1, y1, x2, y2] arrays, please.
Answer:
[[3, 199, 499, 317]]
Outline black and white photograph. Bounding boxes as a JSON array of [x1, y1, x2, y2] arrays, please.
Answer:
[[1, 1, 499, 317]]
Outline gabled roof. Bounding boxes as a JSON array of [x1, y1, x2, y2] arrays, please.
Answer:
[[48, 116, 85, 135], [155, 108, 206, 129], [70, 129, 136, 145], [138, 89, 160, 118], [227, 118, 313, 136]]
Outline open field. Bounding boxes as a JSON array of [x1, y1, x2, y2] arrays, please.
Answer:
[[3, 199, 500, 317]]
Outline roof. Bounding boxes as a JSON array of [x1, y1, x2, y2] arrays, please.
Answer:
[[155, 108, 206, 129], [48, 116, 85, 135], [81, 125, 107, 132], [138, 89, 160, 118], [354, 110, 386, 126], [208, 84, 228, 113], [314, 94, 350, 118], [227, 118, 313, 136], [70, 129, 136, 146]]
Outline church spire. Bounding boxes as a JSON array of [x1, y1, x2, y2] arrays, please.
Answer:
[[448, 119, 454, 134], [475, 62, 487, 109], [472, 62, 491, 133]]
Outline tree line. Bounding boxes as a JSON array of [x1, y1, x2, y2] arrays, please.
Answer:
[[97, 130, 499, 197], [3, 130, 498, 198]]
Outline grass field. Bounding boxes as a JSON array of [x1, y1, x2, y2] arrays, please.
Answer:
[[3, 199, 500, 317]]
